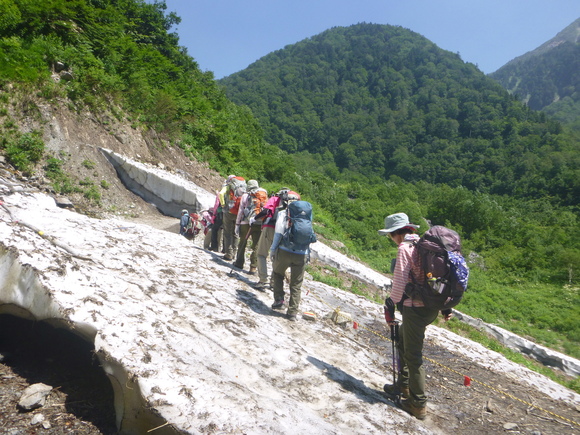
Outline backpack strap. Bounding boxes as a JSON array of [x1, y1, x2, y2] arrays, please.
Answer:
[[399, 240, 418, 310]]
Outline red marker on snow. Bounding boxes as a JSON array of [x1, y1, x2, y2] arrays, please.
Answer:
[[464, 376, 471, 386]]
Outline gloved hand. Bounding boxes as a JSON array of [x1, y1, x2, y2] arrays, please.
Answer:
[[270, 250, 277, 263], [235, 225, 240, 236], [249, 217, 255, 226], [384, 297, 396, 324], [441, 308, 453, 322]]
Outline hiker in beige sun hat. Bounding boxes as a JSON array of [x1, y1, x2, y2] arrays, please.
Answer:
[[378, 212, 419, 236]]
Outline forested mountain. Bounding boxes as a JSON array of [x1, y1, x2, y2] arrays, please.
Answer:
[[490, 18, 580, 131], [220, 23, 579, 206]]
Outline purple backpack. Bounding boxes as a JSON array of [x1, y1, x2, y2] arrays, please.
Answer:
[[405, 226, 469, 310]]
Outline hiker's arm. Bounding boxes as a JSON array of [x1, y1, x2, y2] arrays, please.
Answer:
[[218, 185, 228, 206], [235, 197, 244, 225], [254, 207, 270, 221], [270, 211, 286, 253], [390, 245, 411, 304]]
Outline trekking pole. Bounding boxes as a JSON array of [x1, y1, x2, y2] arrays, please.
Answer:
[[244, 225, 253, 241], [390, 321, 401, 400], [384, 297, 401, 402]]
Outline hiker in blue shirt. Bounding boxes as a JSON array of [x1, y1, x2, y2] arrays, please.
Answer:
[[269, 193, 316, 322], [179, 209, 190, 236]]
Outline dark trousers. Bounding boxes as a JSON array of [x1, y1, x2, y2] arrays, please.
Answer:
[[397, 305, 439, 407], [234, 223, 262, 269], [210, 212, 223, 252]]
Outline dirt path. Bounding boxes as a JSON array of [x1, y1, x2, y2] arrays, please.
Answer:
[[360, 320, 580, 434]]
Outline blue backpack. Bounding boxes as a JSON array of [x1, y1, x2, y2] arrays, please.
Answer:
[[405, 226, 469, 310], [282, 201, 317, 252]]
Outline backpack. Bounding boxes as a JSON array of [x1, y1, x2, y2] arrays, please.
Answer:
[[243, 188, 268, 221], [184, 213, 201, 239], [404, 226, 469, 310], [227, 176, 246, 214], [282, 200, 317, 252]]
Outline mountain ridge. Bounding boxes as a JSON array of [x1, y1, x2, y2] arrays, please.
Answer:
[[492, 17, 580, 72]]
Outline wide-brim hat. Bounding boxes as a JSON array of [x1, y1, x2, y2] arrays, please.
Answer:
[[247, 179, 259, 192], [378, 212, 419, 235]]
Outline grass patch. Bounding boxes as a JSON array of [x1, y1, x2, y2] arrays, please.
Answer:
[[307, 263, 383, 304]]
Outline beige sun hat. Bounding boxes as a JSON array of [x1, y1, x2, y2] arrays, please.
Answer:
[[247, 179, 259, 192], [378, 213, 419, 236]]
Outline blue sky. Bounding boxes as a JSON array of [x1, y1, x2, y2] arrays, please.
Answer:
[[161, 0, 580, 79]]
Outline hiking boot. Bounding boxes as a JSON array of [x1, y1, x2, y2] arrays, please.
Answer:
[[253, 282, 268, 292], [286, 313, 298, 322], [249, 267, 257, 275], [232, 262, 243, 269], [271, 299, 285, 310], [383, 383, 410, 399], [223, 254, 233, 261], [400, 399, 426, 420]]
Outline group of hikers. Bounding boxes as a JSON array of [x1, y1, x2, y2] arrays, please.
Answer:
[[181, 175, 317, 322], [179, 175, 468, 421]]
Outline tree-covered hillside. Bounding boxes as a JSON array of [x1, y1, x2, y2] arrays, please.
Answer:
[[220, 23, 580, 206], [490, 18, 580, 131], [0, 0, 282, 177]]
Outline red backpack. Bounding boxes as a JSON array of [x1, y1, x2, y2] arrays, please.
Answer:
[[227, 176, 246, 214]]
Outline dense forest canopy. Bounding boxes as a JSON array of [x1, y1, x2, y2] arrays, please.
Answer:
[[220, 23, 580, 206], [0, 3, 579, 363]]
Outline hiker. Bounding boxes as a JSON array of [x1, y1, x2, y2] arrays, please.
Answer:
[[380, 212, 452, 420], [253, 189, 285, 290], [209, 194, 223, 252], [200, 209, 214, 250], [185, 212, 202, 240], [179, 209, 190, 236], [269, 193, 317, 322], [233, 180, 266, 273], [218, 175, 246, 261]]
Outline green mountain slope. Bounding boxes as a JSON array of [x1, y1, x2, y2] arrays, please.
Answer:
[[220, 23, 579, 205], [489, 18, 580, 130]]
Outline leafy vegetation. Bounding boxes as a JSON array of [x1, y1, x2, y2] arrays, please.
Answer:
[[1, 130, 45, 174], [0, 0, 265, 175], [221, 23, 580, 207], [1, 1, 578, 373]]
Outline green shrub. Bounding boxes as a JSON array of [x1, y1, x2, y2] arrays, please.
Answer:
[[4, 132, 44, 173], [79, 177, 93, 186], [44, 157, 78, 195], [83, 185, 101, 203], [82, 159, 96, 169]]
